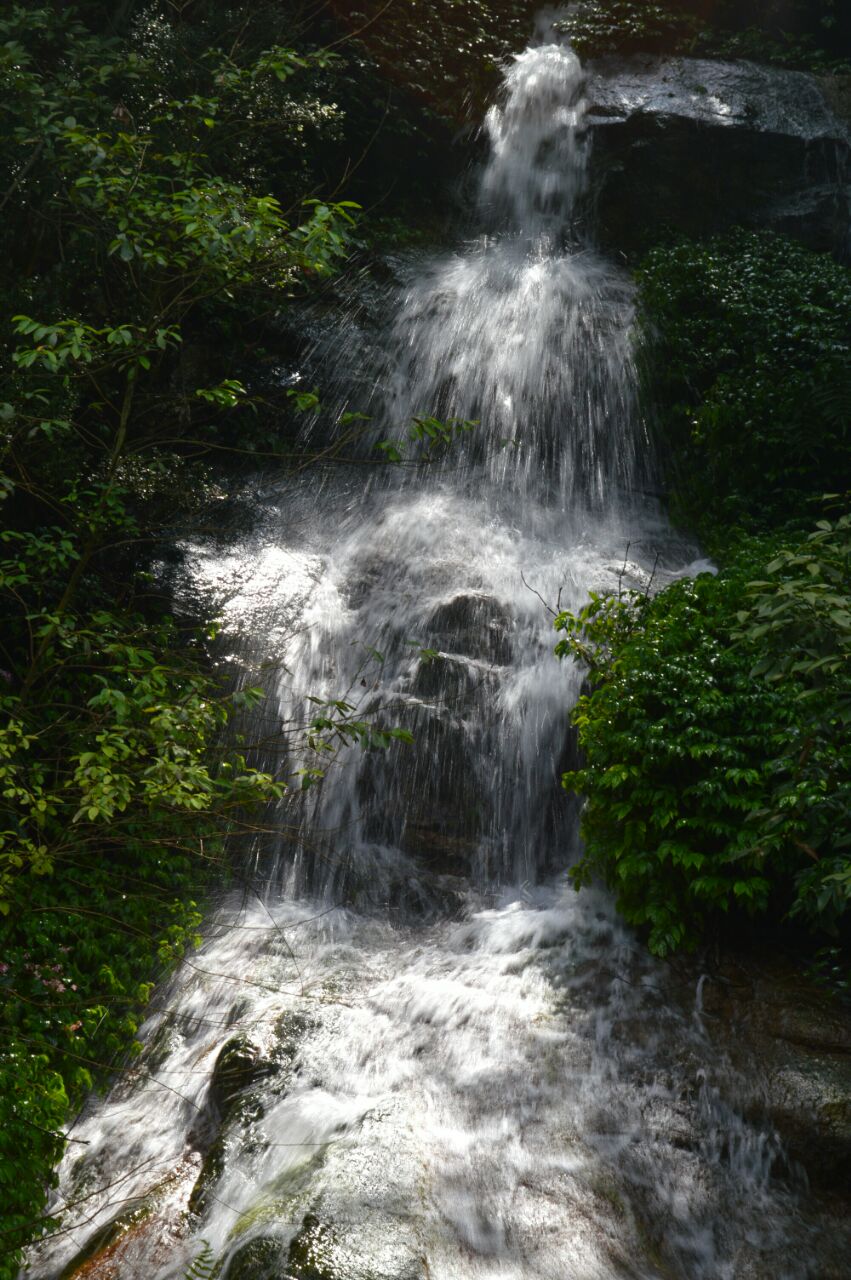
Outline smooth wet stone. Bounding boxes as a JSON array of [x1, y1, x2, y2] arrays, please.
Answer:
[[223, 1235, 289, 1279], [190, 1037, 283, 1215], [700, 957, 851, 1188], [354, 702, 487, 876], [285, 1212, 425, 1280], [412, 651, 497, 702], [425, 592, 513, 665], [585, 56, 851, 255], [210, 1036, 273, 1117]]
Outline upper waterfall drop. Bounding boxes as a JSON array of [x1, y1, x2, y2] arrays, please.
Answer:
[[378, 37, 641, 504], [479, 42, 590, 237]]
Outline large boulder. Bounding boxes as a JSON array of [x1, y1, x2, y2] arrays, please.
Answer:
[[585, 56, 851, 255], [189, 1036, 279, 1216], [423, 593, 513, 666]]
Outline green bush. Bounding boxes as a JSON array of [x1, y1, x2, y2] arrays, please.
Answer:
[[556, 1, 851, 70], [323, 0, 538, 122], [637, 230, 851, 541], [0, 4, 355, 1269], [557, 2, 703, 59], [556, 513, 851, 956]]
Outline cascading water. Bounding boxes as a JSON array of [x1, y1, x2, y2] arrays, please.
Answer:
[[24, 28, 848, 1280]]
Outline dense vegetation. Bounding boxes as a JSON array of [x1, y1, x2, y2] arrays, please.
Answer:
[[637, 230, 851, 539], [0, 2, 439, 1270], [326, 0, 538, 121], [558, 0, 851, 70], [558, 231, 851, 960]]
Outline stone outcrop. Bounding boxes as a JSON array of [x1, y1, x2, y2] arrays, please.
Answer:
[[585, 57, 851, 255], [700, 954, 851, 1190]]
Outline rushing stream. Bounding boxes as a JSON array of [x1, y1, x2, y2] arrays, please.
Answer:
[[25, 25, 846, 1280]]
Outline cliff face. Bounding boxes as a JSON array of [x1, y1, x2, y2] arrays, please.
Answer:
[[585, 56, 851, 255]]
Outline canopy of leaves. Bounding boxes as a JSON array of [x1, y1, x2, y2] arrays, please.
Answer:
[[327, 0, 539, 121]]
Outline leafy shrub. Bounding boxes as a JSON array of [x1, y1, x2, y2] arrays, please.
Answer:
[[637, 230, 851, 540], [0, 3, 359, 1270], [556, 1, 851, 70], [0, 4, 449, 1266], [556, 513, 851, 956], [326, 0, 538, 121], [557, 2, 703, 59], [732, 510, 851, 926]]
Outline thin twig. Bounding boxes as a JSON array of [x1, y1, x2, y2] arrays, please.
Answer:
[[520, 571, 556, 617]]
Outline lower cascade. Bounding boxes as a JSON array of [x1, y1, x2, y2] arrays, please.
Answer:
[[24, 31, 847, 1280]]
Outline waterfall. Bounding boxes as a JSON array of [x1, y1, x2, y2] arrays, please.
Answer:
[[268, 39, 660, 906], [24, 29, 839, 1280]]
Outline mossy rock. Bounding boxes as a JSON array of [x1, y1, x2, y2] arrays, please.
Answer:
[[284, 1212, 425, 1280], [286, 1213, 339, 1278], [272, 1011, 315, 1065], [210, 1036, 273, 1117], [222, 1235, 288, 1280]]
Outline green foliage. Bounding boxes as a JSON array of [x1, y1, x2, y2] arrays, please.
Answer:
[[731, 511, 851, 925], [329, 0, 538, 121], [0, 3, 372, 1271], [0, 3, 464, 1265], [705, 23, 851, 72], [556, 515, 850, 956], [0, 1045, 66, 1269], [557, 2, 703, 59], [185, 1240, 217, 1279], [556, 1, 851, 70], [375, 416, 478, 464], [637, 230, 851, 540]]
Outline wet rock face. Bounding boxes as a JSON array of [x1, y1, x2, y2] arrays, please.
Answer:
[[210, 1036, 273, 1118], [285, 1211, 425, 1280], [585, 56, 851, 256], [424, 593, 514, 667], [701, 957, 851, 1189], [354, 592, 516, 879], [223, 1236, 289, 1279]]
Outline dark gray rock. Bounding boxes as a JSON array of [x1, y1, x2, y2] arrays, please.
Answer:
[[397, 712, 485, 874], [223, 1235, 289, 1280], [701, 957, 851, 1189], [189, 1037, 279, 1216], [585, 56, 851, 256], [210, 1036, 272, 1118], [424, 592, 513, 665]]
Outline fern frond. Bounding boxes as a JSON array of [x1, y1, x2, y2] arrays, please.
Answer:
[[813, 361, 851, 431], [185, 1239, 217, 1280]]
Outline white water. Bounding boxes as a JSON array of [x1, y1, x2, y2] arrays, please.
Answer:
[[24, 33, 839, 1280]]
